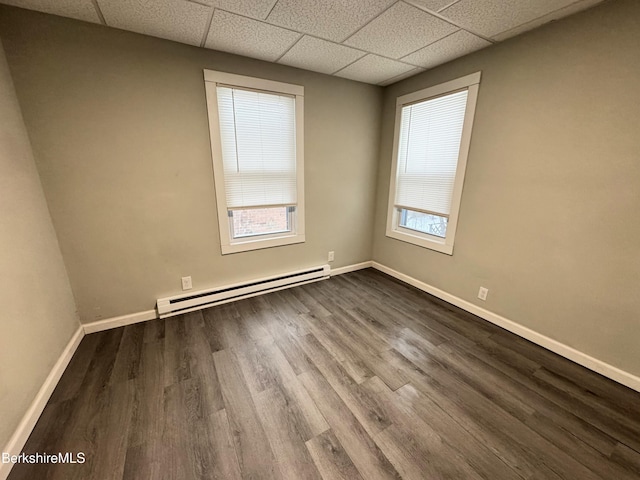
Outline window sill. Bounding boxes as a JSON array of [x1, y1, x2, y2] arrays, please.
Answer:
[[221, 233, 305, 255], [385, 228, 453, 255]]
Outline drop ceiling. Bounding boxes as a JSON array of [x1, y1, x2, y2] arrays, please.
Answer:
[[0, 0, 605, 85]]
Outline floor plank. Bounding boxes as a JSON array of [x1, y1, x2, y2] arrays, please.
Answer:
[[9, 269, 640, 480], [306, 429, 364, 480], [254, 385, 323, 480], [299, 367, 402, 480], [213, 348, 281, 479]]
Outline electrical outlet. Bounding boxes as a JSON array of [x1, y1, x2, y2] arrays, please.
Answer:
[[181, 276, 192, 291], [328, 251, 335, 262], [478, 286, 489, 301]]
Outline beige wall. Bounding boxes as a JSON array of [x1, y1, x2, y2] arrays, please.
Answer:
[[373, 0, 640, 377], [0, 37, 79, 450], [0, 7, 382, 323], [1, 0, 638, 388]]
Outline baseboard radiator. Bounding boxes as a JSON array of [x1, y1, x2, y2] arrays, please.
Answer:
[[156, 264, 330, 319]]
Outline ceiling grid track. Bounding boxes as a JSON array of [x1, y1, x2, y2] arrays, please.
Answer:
[[340, 0, 402, 44], [200, 6, 216, 48], [0, 0, 604, 85], [90, 0, 106, 25], [274, 34, 304, 63], [404, 0, 496, 43]]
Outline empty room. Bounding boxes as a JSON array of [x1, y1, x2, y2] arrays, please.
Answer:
[[1, 0, 639, 478]]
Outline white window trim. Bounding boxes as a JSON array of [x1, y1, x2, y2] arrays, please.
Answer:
[[385, 72, 481, 255], [204, 70, 305, 255]]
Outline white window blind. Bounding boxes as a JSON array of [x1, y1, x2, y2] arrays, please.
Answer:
[[216, 86, 297, 209], [395, 89, 468, 217]]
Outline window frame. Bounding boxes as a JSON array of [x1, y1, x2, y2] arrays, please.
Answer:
[[204, 70, 305, 255], [385, 72, 481, 255]]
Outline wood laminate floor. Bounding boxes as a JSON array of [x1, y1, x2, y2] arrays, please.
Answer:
[[9, 269, 640, 480]]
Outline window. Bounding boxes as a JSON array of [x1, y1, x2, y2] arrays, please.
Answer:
[[386, 72, 481, 255], [204, 71, 305, 254]]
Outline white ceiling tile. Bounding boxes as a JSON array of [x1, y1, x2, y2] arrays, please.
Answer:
[[0, 0, 100, 23], [335, 54, 415, 85], [491, 0, 605, 41], [405, 0, 458, 13], [3, 0, 606, 85], [278, 36, 365, 75], [402, 30, 490, 68], [378, 66, 425, 86], [345, 2, 457, 59], [195, 0, 277, 20], [98, 0, 210, 46], [266, 0, 396, 42], [440, 0, 580, 38], [205, 9, 301, 62]]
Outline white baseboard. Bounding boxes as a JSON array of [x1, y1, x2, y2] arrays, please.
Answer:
[[2, 260, 637, 480], [83, 309, 158, 334], [371, 261, 640, 393], [0, 325, 85, 480], [330, 261, 373, 277], [83, 263, 371, 333]]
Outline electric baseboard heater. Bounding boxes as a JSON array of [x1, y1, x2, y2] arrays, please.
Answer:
[[156, 264, 330, 318]]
